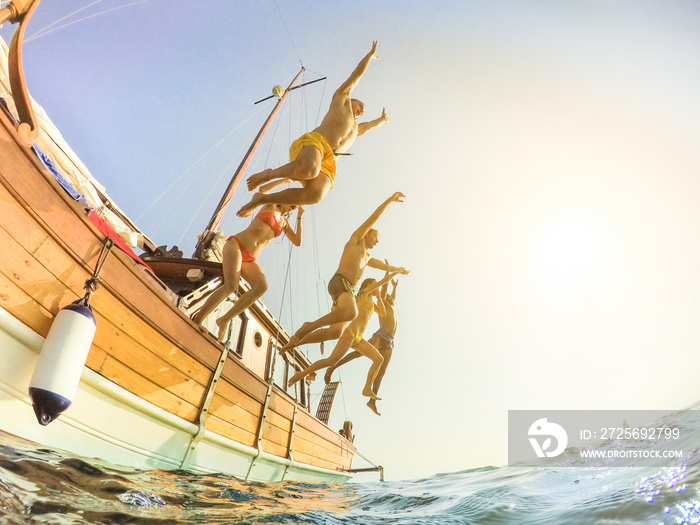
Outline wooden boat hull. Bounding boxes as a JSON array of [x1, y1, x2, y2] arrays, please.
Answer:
[[0, 108, 354, 483]]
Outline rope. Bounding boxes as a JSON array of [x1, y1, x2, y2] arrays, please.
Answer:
[[83, 238, 114, 306], [354, 448, 380, 469], [217, 77, 296, 235], [26, 0, 149, 43], [174, 154, 241, 247], [27, 0, 106, 39], [269, 239, 295, 394], [272, 0, 302, 68], [313, 77, 328, 130], [135, 103, 266, 223]]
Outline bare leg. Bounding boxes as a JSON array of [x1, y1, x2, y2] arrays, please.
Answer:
[[247, 146, 322, 191], [215, 263, 268, 341], [371, 347, 393, 394], [353, 339, 384, 401], [281, 322, 346, 356], [288, 331, 353, 387], [324, 350, 362, 384], [365, 338, 393, 415], [237, 178, 330, 218], [191, 240, 242, 326], [280, 297, 357, 355], [292, 293, 358, 346]]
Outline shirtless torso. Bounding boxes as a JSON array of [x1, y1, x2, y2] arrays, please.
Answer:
[[335, 233, 375, 286], [236, 43, 387, 218], [314, 96, 363, 153], [279, 193, 407, 354]]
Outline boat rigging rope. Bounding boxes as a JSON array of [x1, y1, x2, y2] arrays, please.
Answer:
[[354, 447, 381, 470], [268, 238, 295, 389], [307, 69, 328, 128], [174, 140, 257, 248], [26, 0, 148, 43], [216, 79, 296, 235], [272, 0, 302, 68], [136, 104, 268, 225]]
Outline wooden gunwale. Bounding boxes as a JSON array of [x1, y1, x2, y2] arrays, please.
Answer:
[[0, 225, 203, 418], [0, 181, 208, 409]]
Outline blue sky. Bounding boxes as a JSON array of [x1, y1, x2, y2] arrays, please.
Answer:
[[4, 0, 700, 481]]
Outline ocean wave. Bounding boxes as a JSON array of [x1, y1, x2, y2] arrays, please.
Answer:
[[2, 406, 700, 524]]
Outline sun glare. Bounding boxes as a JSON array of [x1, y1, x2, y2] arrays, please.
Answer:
[[532, 215, 605, 288]]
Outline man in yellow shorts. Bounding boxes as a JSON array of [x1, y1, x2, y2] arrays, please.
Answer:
[[237, 41, 389, 217]]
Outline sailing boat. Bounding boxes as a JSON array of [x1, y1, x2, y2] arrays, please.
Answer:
[[0, 1, 367, 483]]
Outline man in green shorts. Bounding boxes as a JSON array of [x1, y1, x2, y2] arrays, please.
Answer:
[[280, 192, 408, 354]]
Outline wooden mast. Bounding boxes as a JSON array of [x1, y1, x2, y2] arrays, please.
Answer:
[[193, 67, 306, 260]]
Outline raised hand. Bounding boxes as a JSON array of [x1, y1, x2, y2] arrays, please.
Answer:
[[390, 192, 405, 203]]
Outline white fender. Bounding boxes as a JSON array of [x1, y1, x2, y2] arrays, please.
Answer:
[[29, 300, 96, 425]]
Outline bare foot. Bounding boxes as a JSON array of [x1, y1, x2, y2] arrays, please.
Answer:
[[216, 318, 229, 342], [324, 368, 334, 385], [279, 335, 298, 355], [362, 387, 381, 401], [367, 399, 381, 416], [247, 169, 272, 191], [237, 193, 264, 218]]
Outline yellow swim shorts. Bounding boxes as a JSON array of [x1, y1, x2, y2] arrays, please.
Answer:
[[289, 131, 337, 187]]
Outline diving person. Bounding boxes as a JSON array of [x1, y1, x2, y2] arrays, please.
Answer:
[[287, 271, 401, 400], [325, 273, 400, 415], [192, 196, 304, 341], [237, 42, 389, 217], [279, 192, 408, 354]]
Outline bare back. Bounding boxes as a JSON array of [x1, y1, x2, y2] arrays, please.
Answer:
[[314, 95, 358, 152]]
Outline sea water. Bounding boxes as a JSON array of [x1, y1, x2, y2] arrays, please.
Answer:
[[2, 407, 700, 524]]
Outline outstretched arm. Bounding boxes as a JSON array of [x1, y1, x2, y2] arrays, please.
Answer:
[[283, 207, 305, 246], [357, 108, 389, 137], [373, 294, 387, 318], [367, 258, 409, 276], [380, 280, 389, 300], [390, 278, 398, 302], [380, 260, 391, 298], [334, 41, 379, 98], [363, 270, 401, 297], [350, 191, 405, 242]]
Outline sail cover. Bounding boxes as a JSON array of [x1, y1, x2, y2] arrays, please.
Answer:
[[0, 36, 152, 251]]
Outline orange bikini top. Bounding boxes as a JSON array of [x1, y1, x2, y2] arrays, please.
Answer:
[[255, 211, 284, 237]]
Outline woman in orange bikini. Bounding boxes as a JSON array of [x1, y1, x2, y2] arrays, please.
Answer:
[[192, 201, 304, 341]]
